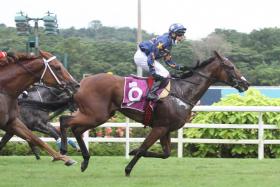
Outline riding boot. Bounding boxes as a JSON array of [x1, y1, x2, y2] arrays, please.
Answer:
[[147, 80, 162, 101]]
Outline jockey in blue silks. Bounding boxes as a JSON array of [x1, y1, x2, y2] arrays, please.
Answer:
[[134, 23, 189, 101]]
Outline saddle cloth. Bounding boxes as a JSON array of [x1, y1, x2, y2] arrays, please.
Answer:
[[121, 75, 170, 112]]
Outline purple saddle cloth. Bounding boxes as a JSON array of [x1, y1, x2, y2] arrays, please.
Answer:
[[121, 76, 164, 112]]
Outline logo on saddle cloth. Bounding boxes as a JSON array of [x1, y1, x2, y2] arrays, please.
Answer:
[[121, 76, 170, 112]]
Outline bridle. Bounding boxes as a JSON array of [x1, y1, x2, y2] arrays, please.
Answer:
[[169, 56, 246, 107], [189, 57, 242, 88], [33, 83, 63, 102], [40, 56, 63, 86], [15, 55, 65, 88]]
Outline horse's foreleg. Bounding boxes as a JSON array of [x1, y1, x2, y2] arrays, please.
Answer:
[[125, 126, 168, 176], [59, 115, 71, 155], [129, 132, 171, 159], [71, 126, 90, 172], [33, 122, 60, 140], [9, 118, 76, 166], [0, 132, 13, 151], [27, 142, 40, 160]]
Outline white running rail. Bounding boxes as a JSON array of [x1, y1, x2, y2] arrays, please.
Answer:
[[2, 106, 280, 159]]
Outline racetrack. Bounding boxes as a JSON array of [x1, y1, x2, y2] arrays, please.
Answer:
[[0, 156, 279, 187]]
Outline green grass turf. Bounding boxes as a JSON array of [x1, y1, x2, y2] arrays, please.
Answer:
[[0, 156, 280, 187]]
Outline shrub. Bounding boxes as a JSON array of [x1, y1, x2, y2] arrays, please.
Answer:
[[184, 88, 280, 158]]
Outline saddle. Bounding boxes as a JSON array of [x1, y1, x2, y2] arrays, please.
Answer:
[[121, 75, 171, 126]]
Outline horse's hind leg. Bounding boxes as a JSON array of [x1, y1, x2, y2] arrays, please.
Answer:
[[129, 132, 171, 159], [125, 126, 168, 176], [60, 110, 112, 171], [8, 118, 76, 166], [0, 132, 13, 151], [71, 126, 90, 172]]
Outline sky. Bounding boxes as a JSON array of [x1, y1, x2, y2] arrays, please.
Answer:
[[1, 0, 280, 40]]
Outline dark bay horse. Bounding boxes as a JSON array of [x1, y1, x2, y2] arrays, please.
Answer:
[[0, 50, 79, 165], [58, 51, 249, 175], [0, 84, 74, 160]]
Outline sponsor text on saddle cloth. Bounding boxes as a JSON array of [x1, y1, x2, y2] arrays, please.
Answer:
[[121, 76, 170, 112]]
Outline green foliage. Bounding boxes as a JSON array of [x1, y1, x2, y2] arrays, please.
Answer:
[[184, 88, 280, 158], [0, 141, 177, 157], [0, 142, 123, 156], [2, 23, 280, 85], [211, 28, 280, 85]]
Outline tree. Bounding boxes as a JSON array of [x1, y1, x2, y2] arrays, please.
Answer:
[[191, 33, 232, 60], [1, 25, 280, 86], [88, 20, 103, 31]]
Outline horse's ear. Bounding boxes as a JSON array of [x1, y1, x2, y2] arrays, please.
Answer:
[[39, 50, 44, 56], [39, 50, 51, 58], [213, 50, 222, 60]]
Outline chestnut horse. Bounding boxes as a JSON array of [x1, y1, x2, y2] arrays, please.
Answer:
[[59, 51, 249, 175], [0, 84, 74, 160], [0, 50, 79, 165]]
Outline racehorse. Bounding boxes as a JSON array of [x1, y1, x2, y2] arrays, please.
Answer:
[[56, 51, 249, 175], [0, 50, 79, 165], [0, 84, 74, 160]]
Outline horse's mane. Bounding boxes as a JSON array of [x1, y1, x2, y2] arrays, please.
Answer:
[[195, 57, 216, 68], [6, 52, 40, 64], [14, 53, 39, 61], [179, 56, 216, 79]]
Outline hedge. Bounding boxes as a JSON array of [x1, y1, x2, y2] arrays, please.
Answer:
[[184, 88, 280, 158]]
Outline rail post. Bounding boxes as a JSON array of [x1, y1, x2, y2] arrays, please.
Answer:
[[83, 130, 89, 150], [178, 128, 183, 158], [258, 112, 264, 160], [125, 118, 130, 159]]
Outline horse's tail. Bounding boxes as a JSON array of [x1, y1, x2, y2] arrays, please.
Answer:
[[18, 97, 75, 112]]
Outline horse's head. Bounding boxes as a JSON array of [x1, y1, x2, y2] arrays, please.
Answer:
[[213, 51, 249, 92], [19, 84, 70, 102], [38, 50, 80, 94]]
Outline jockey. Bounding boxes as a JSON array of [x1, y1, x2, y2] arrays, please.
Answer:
[[134, 23, 189, 101]]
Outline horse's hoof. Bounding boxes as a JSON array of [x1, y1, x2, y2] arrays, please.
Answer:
[[125, 167, 131, 177], [81, 160, 89, 172], [65, 159, 77, 166]]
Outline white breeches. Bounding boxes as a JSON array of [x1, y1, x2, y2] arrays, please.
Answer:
[[133, 49, 170, 78]]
